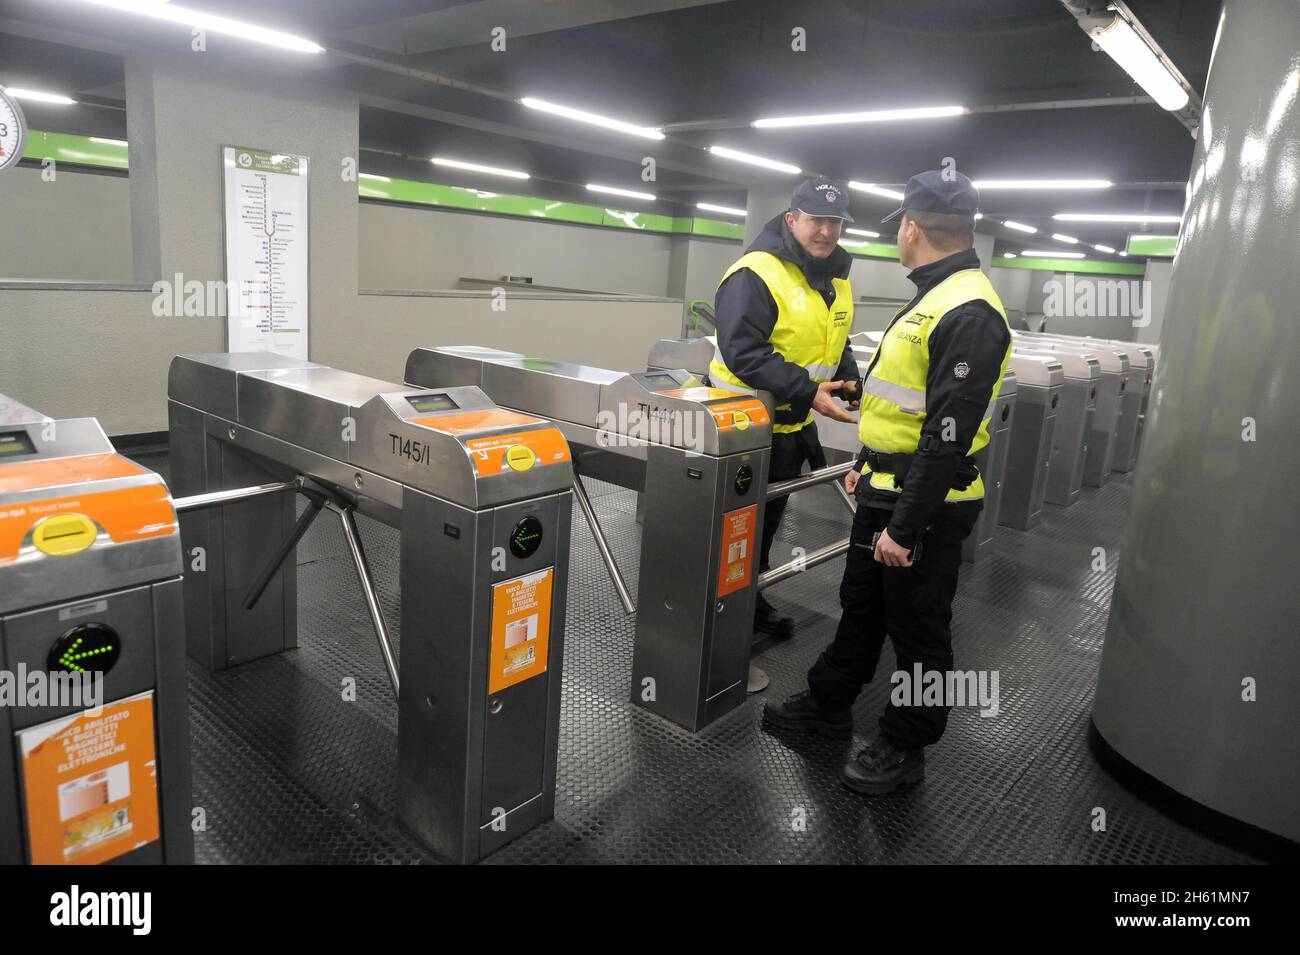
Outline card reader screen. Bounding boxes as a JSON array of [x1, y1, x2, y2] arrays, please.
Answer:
[[0, 430, 36, 458], [641, 372, 678, 391], [406, 394, 459, 413]]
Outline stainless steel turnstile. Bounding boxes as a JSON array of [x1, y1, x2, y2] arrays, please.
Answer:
[[1015, 348, 1099, 508], [0, 394, 191, 865], [1077, 337, 1156, 471], [1015, 333, 1129, 486], [407, 346, 775, 733], [997, 354, 1064, 531], [168, 353, 573, 863], [845, 333, 1018, 563]]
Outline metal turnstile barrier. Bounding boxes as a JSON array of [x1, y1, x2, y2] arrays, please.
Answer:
[[0, 394, 192, 865], [406, 345, 782, 733], [997, 355, 1065, 531], [1014, 348, 1098, 508], [1014, 333, 1129, 486], [1075, 336, 1156, 471], [168, 352, 573, 863]]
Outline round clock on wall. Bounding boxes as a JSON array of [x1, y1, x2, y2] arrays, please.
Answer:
[[0, 87, 29, 173]]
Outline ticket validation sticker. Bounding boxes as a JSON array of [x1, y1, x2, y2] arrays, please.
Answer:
[[489, 568, 554, 693], [717, 504, 758, 598]]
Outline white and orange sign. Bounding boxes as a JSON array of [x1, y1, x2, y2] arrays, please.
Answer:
[[19, 692, 161, 865], [489, 568, 554, 693], [717, 504, 758, 598]]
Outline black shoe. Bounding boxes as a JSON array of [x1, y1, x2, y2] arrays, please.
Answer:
[[755, 593, 795, 640], [762, 689, 853, 739], [841, 737, 925, 795]]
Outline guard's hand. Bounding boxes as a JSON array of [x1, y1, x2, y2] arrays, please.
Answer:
[[873, 527, 914, 567], [812, 380, 857, 423], [845, 468, 860, 494]]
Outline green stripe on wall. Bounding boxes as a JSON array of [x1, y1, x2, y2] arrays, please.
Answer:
[[996, 256, 1146, 276], [1126, 234, 1177, 257], [22, 130, 128, 169]]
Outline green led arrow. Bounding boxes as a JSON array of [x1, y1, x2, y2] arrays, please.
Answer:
[[57, 636, 115, 673]]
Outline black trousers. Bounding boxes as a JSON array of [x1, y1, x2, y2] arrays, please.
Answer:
[[807, 501, 977, 749], [760, 423, 826, 573]]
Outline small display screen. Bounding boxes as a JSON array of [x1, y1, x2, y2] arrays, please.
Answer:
[[406, 393, 459, 413], [640, 372, 678, 391], [0, 430, 36, 458]]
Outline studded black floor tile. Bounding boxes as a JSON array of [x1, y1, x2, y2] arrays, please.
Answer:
[[128, 446, 1263, 865]]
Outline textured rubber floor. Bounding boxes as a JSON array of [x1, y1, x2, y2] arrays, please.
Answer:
[[135, 450, 1260, 865]]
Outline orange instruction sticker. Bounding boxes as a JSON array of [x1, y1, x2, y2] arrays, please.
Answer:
[[707, 398, 771, 430], [489, 568, 554, 694], [465, 428, 570, 477], [0, 484, 177, 563], [412, 409, 544, 434], [20, 692, 162, 865], [717, 504, 758, 598]]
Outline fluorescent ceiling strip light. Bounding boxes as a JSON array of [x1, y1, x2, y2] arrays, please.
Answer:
[[431, 156, 529, 179], [696, 202, 746, 217], [847, 181, 904, 200], [586, 183, 656, 201], [89, 137, 128, 146], [521, 97, 664, 140], [1022, 250, 1086, 258], [708, 145, 801, 174], [1088, 14, 1190, 111], [1002, 252, 1018, 258], [4, 87, 76, 104], [1051, 233, 1080, 244], [845, 228, 880, 237], [1093, 244, 1116, 253], [1002, 220, 1038, 233], [973, 178, 1111, 189], [1054, 212, 1182, 223], [753, 105, 966, 128], [67, 0, 324, 53], [358, 173, 391, 182]]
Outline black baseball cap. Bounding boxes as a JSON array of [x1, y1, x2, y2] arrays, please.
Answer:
[[882, 170, 980, 223], [790, 177, 854, 223]]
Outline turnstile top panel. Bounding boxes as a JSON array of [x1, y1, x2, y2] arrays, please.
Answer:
[[1014, 333, 1130, 374], [170, 352, 573, 508], [409, 345, 771, 456], [1013, 347, 1096, 381], [647, 338, 716, 378], [0, 409, 181, 615]]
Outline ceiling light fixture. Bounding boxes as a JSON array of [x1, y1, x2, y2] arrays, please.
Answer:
[[845, 228, 881, 238], [521, 97, 664, 140], [1051, 233, 1080, 244], [973, 178, 1112, 189], [586, 183, 656, 201], [3, 87, 76, 105], [697, 202, 746, 217], [708, 145, 801, 174], [1087, 13, 1190, 111], [1053, 212, 1183, 223], [1022, 250, 1086, 259], [847, 181, 904, 200], [66, 0, 324, 53], [431, 157, 529, 179], [753, 105, 966, 128], [1002, 220, 1038, 234], [1093, 244, 1116, 254]]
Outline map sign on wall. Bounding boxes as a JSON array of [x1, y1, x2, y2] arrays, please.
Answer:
[[222, 146, 310, 358]]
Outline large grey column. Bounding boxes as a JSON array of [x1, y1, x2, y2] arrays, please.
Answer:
[[744, 183, 792, 247], [1092, 0, 1300, 844]]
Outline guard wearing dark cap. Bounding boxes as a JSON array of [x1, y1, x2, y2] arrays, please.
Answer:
[[710, 177, 861, 663], [764, 170, 1012, 793]]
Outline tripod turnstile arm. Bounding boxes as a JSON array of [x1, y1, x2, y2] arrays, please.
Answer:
[[571, 470, 636, 615], [334, 503, 400, 698]]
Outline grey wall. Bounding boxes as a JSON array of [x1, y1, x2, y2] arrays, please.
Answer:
[[1138, 259, 1174, 345], [360, 202, 675, 296], [0, 167, 133, 281]]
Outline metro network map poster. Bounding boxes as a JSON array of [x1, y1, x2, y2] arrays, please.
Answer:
[[221, 146, 310, 359]]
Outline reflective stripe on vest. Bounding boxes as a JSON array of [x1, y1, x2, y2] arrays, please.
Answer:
[[858, 268, 1012, 502], [710, 250, 853, 434]]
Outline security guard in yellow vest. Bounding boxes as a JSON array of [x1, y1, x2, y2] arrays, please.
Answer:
[[765, 170, 1012, 795], [710, 177, 861, 647]]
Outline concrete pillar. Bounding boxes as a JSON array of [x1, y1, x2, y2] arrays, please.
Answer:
[[744, 183, 791, 247], [123, 53, 359, 362], [1092, 0, 1300, 844]]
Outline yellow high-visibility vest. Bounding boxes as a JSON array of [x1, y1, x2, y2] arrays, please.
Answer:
[[710, 250, 853, 434], [859, 268, 1011, 501]]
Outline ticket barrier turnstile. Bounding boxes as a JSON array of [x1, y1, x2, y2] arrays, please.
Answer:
[[168, 352, 573, 863], [405, 345, 780, 733], [996, 355, 1065, 531], [1013, 348, 1099, 508], [0, 394, 191, 865], [1075, 336, 1157, 471], [1013, 333, 1130, 487]]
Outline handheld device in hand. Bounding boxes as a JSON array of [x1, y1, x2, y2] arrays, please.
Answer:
[[870, 530, 923, 563]]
